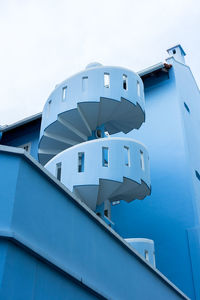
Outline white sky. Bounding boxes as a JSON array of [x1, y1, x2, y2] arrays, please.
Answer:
[[1, 0, 200, 125]]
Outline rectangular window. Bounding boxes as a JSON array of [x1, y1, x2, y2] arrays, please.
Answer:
[[82, 77, 88, 91], [140, 150, 145, 170], [56, 162, 62, 181], [145, 250, 149, 261], [78, 152, 84, 172], [102, 147, 109, 167], [123, 74, 128, 90], [104, 73, 110, 88], [104, 209, 108, 217], [137, 80, 141, 97], [48, 100, 52, 116], [62, 86, 67, 101], [124, 146, 130, 167]]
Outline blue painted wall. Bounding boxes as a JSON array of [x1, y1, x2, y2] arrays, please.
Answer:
[[0, 119, 41, 160], [112, 58, 200, 299], [0, 147, 187, 300]]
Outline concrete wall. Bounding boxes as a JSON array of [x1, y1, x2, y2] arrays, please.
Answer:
[[0, 146, 187, 300]]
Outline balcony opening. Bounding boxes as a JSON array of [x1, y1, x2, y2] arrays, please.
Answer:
[[124, 146, 130, 167], [82, 76, 88, 92], [48, 100, 52, 116], [78, 152, 84, 172], [145, 250, 149, 261], [62, 86, 67, 101], [104, 73, 110, 88], [137, 80, 141, 97], [56, 162, 62, 181], [102, 147, 109, 167], [123, 74, 128, 90], [140, 150, 145, 170]]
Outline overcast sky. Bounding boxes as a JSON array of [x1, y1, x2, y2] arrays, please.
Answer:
[[1, 0, 200, 125]]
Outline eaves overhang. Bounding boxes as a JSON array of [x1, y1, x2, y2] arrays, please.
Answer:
[[0, 63, 173, 133], [0, 112, 42, 133], [138, 62, 172, 80]]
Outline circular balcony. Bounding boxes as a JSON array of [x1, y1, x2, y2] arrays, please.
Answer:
[[38, 64, 145, 165], [45, 138, 151, 211]]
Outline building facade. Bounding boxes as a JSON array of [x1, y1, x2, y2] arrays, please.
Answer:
[[0, 44, 198, 299]]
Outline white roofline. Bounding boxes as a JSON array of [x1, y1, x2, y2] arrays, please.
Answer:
[[0, 112, 42, 133]]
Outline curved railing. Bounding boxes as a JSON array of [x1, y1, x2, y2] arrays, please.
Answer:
[[38, 65, 145, 165], [39, 63, 151, 214], [45, 138, 151, 210]]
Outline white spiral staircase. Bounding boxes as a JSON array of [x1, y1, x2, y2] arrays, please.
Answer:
[[39, 63, 151, 214]]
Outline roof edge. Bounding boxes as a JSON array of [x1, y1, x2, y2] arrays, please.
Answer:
[[0, 112, 42, 133]]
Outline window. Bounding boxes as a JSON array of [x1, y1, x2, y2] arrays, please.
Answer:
[[184, 102, 190, 113], [102, 147, 109, 167], [140, 150, 145, 170], [62, 86, 67, 101], [145, 250, 149, 261], [96, 129, 102, 138], [104, 73, 110, 88], [56, 163, 62, 181], [48, 100, 52, 116], [124, 146, 130, 167], [173, 49, 176, 54], [78, 152, 84, 172], [123, 74, 128, 90], [104, 209, 108, 217], [137, 80, 141, 97], [19, 142, 31, 153], [82, 77, 88, 92]]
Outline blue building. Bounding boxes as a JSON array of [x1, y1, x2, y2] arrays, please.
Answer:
[[0, 44, 198, 299]]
